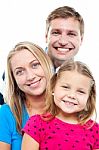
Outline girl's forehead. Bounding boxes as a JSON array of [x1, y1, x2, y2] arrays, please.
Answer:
[[58, 70, 91, 83]]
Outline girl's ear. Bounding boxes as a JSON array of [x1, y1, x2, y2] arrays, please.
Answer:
[[52, 92, 54, 96]]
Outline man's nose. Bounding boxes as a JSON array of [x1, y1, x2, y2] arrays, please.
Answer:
[[58, 34, 69, 45]]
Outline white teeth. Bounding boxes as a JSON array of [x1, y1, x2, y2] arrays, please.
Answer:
[[58, 48, 69, 52], [62, 100, 77, 105], [64, 101, 75, 106]]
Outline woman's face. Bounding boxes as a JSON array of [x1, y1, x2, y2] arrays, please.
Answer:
[[11, 49, 47, 96]]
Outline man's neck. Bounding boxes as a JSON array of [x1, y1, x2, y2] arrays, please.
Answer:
[[53, 59, 64, 69], [54, 58, 74, 69]]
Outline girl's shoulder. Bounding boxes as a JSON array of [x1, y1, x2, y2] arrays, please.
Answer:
[[92, 120, 99, 129], [27, 113, 53, 125], [84, 119, 99, 130], [28, 114, 42, 122]]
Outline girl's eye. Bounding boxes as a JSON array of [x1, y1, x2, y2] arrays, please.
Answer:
[[32, 62, 41, 69], [77, 90, 85, 94], [62, 86, 69, 89]]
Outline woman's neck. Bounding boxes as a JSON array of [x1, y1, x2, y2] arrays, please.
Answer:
[[25, 94, 45, 116]]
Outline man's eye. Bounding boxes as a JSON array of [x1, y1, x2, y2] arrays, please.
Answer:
[[51, 31, 60, 35], [68, 32, 77, 36]]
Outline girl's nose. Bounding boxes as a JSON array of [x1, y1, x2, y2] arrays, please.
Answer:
[[67, 91, 76, 99]]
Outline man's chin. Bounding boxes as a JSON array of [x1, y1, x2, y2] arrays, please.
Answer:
[[53, 58, 66, 68]]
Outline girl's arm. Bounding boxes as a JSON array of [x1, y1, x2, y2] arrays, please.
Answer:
[[0, 142, 10, 150], [21, 133, 39, 150]]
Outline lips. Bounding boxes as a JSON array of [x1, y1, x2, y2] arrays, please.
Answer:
[[27, 79, 41, 88], [62, 100, 77, 106]]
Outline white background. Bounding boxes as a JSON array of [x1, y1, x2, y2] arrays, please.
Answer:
[[0, 0, 99, 122]]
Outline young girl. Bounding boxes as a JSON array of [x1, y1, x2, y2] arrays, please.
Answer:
[[22, 60, 99, 150]]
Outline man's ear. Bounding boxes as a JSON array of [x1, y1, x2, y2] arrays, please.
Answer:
[[45, 33, 48, 43], [81, 34, 84, 44]]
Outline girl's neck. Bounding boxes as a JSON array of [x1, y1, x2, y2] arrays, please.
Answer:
[[25, 94, 45, 116], [56, 112, 78, 124]]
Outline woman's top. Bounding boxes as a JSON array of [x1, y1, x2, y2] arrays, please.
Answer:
[[0, 104, 29, 150]]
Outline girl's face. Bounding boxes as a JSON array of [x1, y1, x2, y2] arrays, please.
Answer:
[[11, 49, 47, 97], [53, 71, 91, 118]]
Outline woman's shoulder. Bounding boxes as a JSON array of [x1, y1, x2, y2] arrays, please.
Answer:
[[0, 103, 14, 120], [0, 103, 11, 113], [0, 103, 17, 132], [0, 104, 20, 145]]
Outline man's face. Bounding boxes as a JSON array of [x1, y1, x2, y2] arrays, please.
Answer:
[[46, 17, 83, 68]]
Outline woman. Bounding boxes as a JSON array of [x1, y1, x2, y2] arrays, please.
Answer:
[[0, 41, 53, 150]]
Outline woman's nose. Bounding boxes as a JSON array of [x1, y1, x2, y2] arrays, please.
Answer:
[[26, 69, 35, 80]]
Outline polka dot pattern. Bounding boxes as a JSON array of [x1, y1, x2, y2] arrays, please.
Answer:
[[22, 115, 99, 150]]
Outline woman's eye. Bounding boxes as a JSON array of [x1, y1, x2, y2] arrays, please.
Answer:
[[32, 63, 40, 69], [15, 70, 24, 76]]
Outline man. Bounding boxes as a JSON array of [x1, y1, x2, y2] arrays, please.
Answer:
[[45, 6, 84, 70]]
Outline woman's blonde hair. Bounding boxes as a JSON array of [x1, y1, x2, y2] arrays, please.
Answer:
[[45, 60, 96, 125], [6, 41, 53, 133]]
